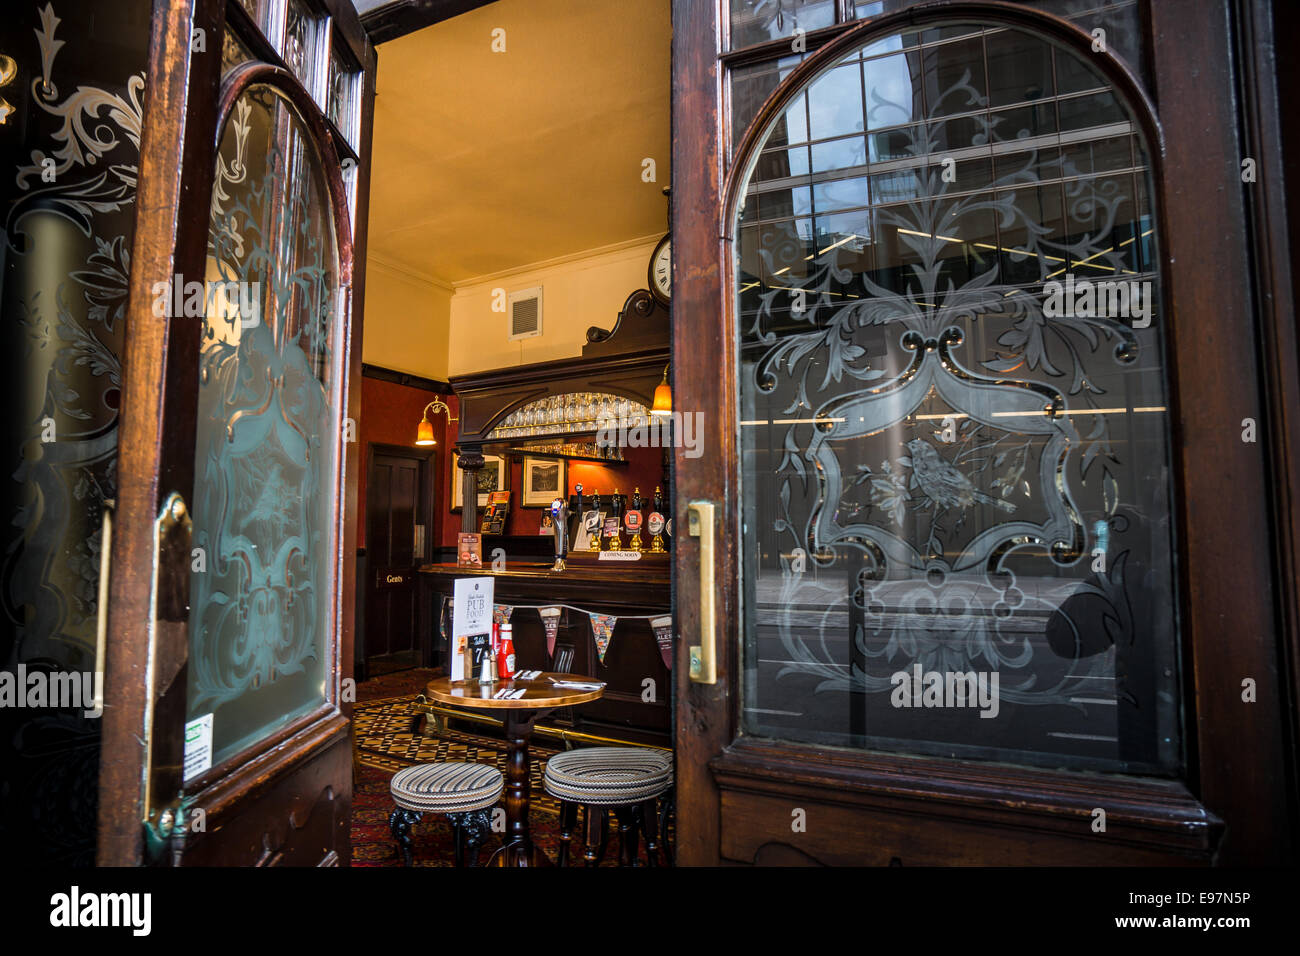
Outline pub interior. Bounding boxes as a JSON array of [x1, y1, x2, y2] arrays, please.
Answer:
[[352, 0, 674, 865], [7, 0, 1293, 885]]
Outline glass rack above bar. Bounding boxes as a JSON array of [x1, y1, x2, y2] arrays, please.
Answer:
[[505, 438, 628, 464], [485, 391, 651, 441]]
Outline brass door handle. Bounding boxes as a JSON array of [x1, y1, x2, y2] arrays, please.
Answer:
[[93, 500, 116, 717], [687, 501, 716, 684], [143, 492, 191, 834]]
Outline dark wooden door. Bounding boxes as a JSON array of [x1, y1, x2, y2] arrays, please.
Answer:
[[365, 445, 432, 664], [0, 0, 160, 866], [672, 0, 1298, 866], [95, 0, 376, 866]]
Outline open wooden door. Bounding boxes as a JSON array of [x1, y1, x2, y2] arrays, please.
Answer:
[[96, 0, 376, 866], [364, 444, 435, 670], [672, 0, 1297, 866]]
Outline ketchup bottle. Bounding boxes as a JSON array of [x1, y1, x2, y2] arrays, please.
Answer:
[[497, 622, 515, 680]]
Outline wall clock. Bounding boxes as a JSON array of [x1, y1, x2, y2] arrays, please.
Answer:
[[648, 233, 671, 305]]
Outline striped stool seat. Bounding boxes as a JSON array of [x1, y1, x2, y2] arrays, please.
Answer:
[[390, 762, 504, 814], [544, 747, 673, 805]]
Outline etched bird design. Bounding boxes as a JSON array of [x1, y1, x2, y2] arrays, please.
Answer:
[[905, 438, 1016, 513]]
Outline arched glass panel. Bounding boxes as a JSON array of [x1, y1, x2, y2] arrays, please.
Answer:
[[735, 22, 1179, 774], [187, 83, 343, 770]]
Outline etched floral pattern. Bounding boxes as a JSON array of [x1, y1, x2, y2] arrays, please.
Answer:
[[1, 0, 147, 864], [738, 24, 1179, 772], [188, 84, 342, 764]]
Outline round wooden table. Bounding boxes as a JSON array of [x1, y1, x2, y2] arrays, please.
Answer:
[[425, 672, 605, 867]]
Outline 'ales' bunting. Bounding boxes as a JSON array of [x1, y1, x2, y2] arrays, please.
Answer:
[[588, 613, 618, 665], [650, 615, 673, 670], [493, 604, 514, 626], [538, 607, 562, 658]]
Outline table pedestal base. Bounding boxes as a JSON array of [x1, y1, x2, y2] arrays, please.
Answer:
[[494, 709, 554, 867], [486, 839, 554, 867]]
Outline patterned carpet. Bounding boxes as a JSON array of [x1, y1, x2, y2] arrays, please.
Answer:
[[355, 666, 440, 704], [353, 692, 565, 819]]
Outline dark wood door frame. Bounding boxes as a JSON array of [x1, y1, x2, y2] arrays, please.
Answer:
[[362, 442, 437, 671], [98, 0, 376, 866], [97, 0, 227, 868], [360, 0, 500, 44], [671, 0, 1299, 866]]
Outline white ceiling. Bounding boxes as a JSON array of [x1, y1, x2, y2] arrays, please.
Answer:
[[363, 0, 671, 285]]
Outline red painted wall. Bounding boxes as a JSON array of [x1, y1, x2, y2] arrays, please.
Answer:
[[440, 445, 669, 544], [566, 447, 668, 526], [356, 375, 456, 550], [357, 373, 667, 551]]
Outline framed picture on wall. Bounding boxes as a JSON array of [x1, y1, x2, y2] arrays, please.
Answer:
[[451, 452, 507, 511], [521, 456, 565, 508]]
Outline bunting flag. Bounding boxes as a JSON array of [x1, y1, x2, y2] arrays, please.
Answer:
[[538, 607, 563, 658], [462, 601, 667, 665], [650, 615, 674, 670], [588, 613, 618, 665]]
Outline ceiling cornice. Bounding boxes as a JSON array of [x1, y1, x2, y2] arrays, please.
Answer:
[[368, 253, 456, 292], [450, 233, 663, 291]]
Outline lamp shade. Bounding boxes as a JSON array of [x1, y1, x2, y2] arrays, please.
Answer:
[[650, 380, 672, 417], [416, 417, 436, 445]]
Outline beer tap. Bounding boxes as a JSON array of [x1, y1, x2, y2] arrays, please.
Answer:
[[550, 497, 569, 572], [568, 482, 585, 548], [609, 489, 625, 551], [587, 490, 602, 552]]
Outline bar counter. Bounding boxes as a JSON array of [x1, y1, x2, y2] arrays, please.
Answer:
[[419, 560, 671, 745]]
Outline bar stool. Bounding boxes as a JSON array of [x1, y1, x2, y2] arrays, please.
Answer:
[[389, 762, 504, 867], [543, 747, 673, 866]]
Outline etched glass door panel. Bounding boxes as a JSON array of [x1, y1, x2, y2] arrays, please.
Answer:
[[188, 84, 342, 768], [736, 23, 1180, 774]]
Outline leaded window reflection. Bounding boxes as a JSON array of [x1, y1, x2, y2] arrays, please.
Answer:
[[730, 0, 838, 49], [233, 0, 275, 48], [735, 23, 1179, 774], [189, 84, 343, 769], [283, 0, 323, 94], [732, 53, 807, 159], [732, 3, 1149, 156], [327, 42, 360, 149], [849, 1, 1148, 89]]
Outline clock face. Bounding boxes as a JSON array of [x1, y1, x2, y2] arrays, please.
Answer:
[[650, 236, 671, 302]]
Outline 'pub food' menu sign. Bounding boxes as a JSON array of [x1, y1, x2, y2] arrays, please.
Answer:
[[451, 576, 495, 681]]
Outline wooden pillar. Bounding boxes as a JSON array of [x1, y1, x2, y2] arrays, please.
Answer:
[[457, 445, 484, 534]]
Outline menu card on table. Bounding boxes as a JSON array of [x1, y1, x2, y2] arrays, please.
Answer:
[[451, 576, 495, 681]]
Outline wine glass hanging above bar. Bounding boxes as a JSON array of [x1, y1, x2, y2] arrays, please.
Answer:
[[486, 391, 650, 441]]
